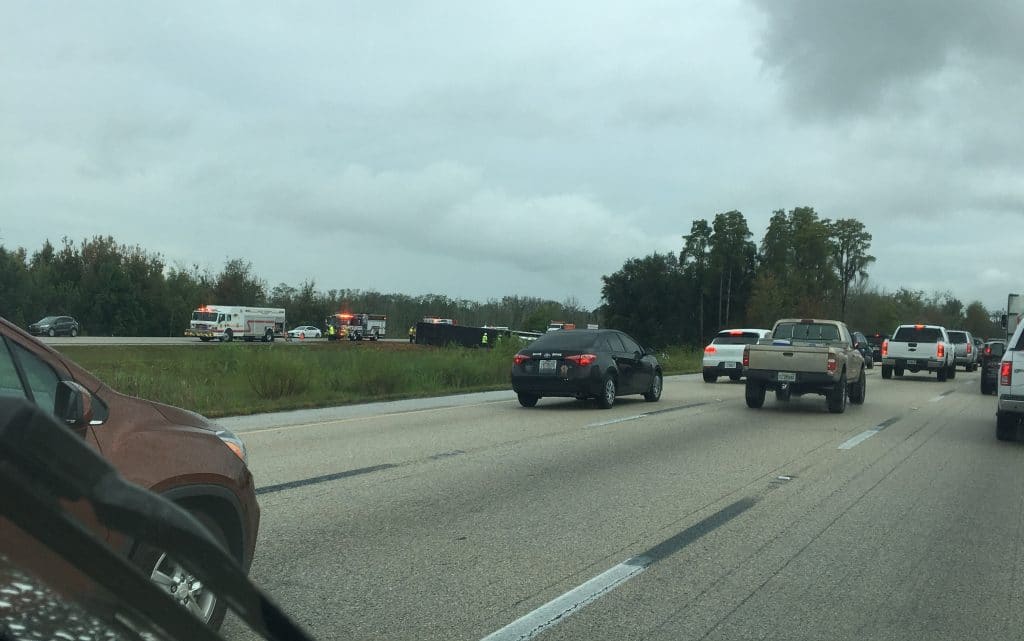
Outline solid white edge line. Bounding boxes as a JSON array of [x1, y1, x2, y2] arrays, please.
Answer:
[[838, 429, 879, 450], [480, 560, 648, 641], [928, 395, 946, 403], [586, 415, 645, 428]]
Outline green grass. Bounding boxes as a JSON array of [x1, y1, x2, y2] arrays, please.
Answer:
[[56, 340, 702, 418]]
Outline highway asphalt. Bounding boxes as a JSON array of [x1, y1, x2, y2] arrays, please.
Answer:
[[220, 368, 1022, 641]]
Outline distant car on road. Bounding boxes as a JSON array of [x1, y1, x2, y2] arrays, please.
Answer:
[[865, 332, 888, 362], [27, 315, 80, 337], [287, 325, 322, 339], [947, 329, 978, 371], [702, 328, 771, 383], [980, 339, 1006, 395], [851, 331, 875, 369], [510, 329, 662, 409]]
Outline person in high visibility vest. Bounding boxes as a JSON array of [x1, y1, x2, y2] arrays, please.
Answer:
[[408, 326, 415, 343], [328, 324, 336, 340], [481, 331, 489, 348]]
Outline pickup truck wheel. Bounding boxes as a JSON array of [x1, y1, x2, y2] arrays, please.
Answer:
[[517, 394, 539, 408], [996, 413, 1017, 441], [827, 373, 847, 413], [948, 365, 956, 380], [881, 365, 892, 380], [895, 367, 904, 377], [702, 371, 717, 383], [937, 367, 947, 382], [745, 381, 766, 409], [597, 375, 617, 409], [849, 368, 866, 405]]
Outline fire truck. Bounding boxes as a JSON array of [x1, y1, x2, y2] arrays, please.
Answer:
[[184, 305, 286, 342], [326, 313, 387, 341]]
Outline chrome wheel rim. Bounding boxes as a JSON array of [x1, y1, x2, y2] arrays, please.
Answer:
[[150, 553, 217, 622], [604, 379, 615, 404], [652, 375, 662, 397]]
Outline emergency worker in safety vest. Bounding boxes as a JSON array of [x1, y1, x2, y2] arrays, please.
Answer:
[[481, 332, 489, 348]]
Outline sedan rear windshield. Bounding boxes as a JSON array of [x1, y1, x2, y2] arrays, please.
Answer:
[[712, 332, 761, 345], [527, 331, 598, 351], [947, 331, 968, 343], [893, 327, 943, 343], [772, 323, 841, 342]]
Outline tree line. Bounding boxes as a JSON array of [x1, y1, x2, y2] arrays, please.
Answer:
[[600, 207, 1004, 346], [0, 236, 596, 336]]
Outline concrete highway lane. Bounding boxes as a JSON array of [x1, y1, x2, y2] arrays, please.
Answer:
[[221, 370, 1022, 641]]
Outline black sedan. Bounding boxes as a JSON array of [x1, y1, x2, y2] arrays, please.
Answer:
[[510, 329, 662, 408], [852, 331, 874, 369], [980, 340, 1006, 395], [27, 315, 80, 337]]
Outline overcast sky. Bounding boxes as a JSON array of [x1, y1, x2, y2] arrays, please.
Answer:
[[2, 1, 1021, 311]]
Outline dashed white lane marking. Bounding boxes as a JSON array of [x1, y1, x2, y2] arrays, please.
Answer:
[[838, 430, 879, 450], [480, 559, 648, 641], [586, 414, 646, 428]]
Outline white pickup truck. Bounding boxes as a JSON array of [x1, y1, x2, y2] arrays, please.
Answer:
[[881, 324, 955, 381], [743, 318, 866, 414], [996, 320, 1024, 441]]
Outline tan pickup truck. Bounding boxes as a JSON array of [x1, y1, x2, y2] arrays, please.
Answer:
[[742, 318, 867, 414]]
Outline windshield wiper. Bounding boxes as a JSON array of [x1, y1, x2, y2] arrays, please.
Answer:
[[0, 397, 316, 641]]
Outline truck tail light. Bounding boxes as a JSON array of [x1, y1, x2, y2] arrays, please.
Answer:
[[742, 346, 750, 367], [937, 342, 945, 358], [704, 345, 717, 354], [513, 354, 530, 366], [967, 343, 972, 354], [881, 339, 888, 357], [1001, 361, 1012, 386], [564, 354, 597, 366], [827, 354, 838, 373]]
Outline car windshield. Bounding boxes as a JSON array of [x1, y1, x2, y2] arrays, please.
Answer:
[[192, 312, 218, 322], [526, 331, 599, 351], [893, 327, 943, 342], [772, 323, 841, 342], [712, 332, 762, 345]]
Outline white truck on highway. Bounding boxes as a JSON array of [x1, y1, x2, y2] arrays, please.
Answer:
[[184, 305, 286, 342], [1004, 293, 1022, 342], [997, 317, 1024, 440], [742, 318, 866, 414], [881, 324, 955, 381]]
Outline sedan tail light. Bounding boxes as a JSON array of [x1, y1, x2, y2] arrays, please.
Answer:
[[513, 354, 530, 366], [704, 345, 717, 354], [564, 354, 597, 366], [882, 339, 888, 358], [1001, 361, 1012, 386]]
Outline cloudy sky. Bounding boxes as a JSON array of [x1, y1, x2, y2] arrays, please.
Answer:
[[2, 1, 1021, 311]]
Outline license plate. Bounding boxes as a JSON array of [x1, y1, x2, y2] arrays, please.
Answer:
[[724, 362, 738, 369], [539, 359, 557, 373], [907, 360, 917, 366], [778, 372, 796, 382]]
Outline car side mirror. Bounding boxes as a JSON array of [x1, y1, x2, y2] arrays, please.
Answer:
[[54, 380, 93, 426], [633, 350, 642, 361]]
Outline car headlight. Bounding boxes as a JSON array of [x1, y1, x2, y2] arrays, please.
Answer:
[[215, 428, 248, 464]]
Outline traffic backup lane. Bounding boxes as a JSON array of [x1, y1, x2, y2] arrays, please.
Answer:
[[221, 369, 1018, 641]]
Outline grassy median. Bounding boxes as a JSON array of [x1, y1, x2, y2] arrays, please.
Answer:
[[56, 341, 701, 418]]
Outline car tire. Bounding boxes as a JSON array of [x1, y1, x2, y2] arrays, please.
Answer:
[[729, 372, 742, 382], [48, 328, 55, 337], [130, 510, 231, 630], [997, 413, 1016, 441], [597, 375, 617, 409], [745, 381, 766, 409], [200, 337, 211, 342], [643, 372, 663, 402], [517, 394, 539, 408], [948, 365, 956, 380], [849, 368, 866, 405], [70, 328, 78, 337], [865, 359, 873, 370], [895, 367, 904, 377], [937, 367, 947, 382], [881, 365, 892, 380], [220, 329, 233, 343], [827, 373, 847, 414], [702, 371, 717, 383]]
